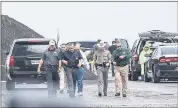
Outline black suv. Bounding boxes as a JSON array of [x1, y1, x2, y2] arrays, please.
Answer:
[[5, 38, 57, 90], [144, 43, 178, 83], [130, 30, 177, 81]]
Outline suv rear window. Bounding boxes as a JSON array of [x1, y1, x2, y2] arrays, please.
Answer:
[[161, 47, 178, 55], [12, 42, 49, 56]]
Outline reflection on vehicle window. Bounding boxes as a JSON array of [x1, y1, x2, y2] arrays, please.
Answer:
[[161, 47, 178, 55], [13, 44, 49, 56]]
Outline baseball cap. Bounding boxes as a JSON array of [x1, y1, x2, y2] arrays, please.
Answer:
[[49, 40, 55, 46]]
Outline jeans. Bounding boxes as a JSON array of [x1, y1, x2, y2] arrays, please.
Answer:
[[77, 67, 84, 93]]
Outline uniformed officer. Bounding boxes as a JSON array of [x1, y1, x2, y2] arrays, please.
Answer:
[[61, 43, 83, 98], [93, 40, 111, 97], [37, 40, 62, 98], [112, 39, 132, 97]]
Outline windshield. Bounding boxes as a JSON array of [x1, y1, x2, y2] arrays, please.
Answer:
[[161, 47, 178, 55], [12, 42, 49, 56]]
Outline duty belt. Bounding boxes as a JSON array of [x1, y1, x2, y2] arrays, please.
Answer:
[[46, 65, 58, 68]]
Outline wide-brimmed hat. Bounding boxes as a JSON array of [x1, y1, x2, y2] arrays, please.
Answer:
[[97, 40, 106, 48]]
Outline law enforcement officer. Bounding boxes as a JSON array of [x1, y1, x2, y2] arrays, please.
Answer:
[[37, 40, 62, 98], [61, 43, 83, 98], [112, 39, 132, 97], [93, 40, 111, 97]]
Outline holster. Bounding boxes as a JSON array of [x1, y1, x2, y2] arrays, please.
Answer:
[[103, 62, 110, 68]]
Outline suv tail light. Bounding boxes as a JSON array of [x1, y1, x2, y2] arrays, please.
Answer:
[[9, 56, 15, 66], [133, 54, 139, 62], [159, 57, 178, 63]]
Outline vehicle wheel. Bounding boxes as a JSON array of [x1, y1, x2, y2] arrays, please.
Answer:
[[131, 70, 138, 81], [144, 65, 151, 82], [152, 65, 160, 83], [144, 72, 151, 82], [6, 79, 15, 90]]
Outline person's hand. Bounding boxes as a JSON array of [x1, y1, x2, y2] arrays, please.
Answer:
[[106, 63, 110, 67], [63, 60, 68, 65], [37, 68, 41, 74], [58, 68, 62, 72], [77, 64, 81, 67], [113, 62, 116, 65], [119, 55, 125, 59]]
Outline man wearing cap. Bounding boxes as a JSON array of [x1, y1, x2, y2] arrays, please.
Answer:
[[93, 40, 111, 97], [37, 40, 62, 98], [61, 43, 83, 98], [112, 39, 132, 97]]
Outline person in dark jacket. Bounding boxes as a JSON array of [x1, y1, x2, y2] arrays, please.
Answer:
[[108, 41, 117, 77], [112, 39, 132, 97], [61, 43, 83, 98]]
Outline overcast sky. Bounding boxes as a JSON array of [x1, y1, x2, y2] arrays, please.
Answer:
[[2, 2, 177, 46]]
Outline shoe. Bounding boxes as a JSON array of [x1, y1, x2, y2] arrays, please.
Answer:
[[78, 92, 83, 96], [60, 90, 64, 94], [123, 94, 126, 97], [98, 93, 102, 97], [104, 93, 107, 96], [115, 93, 120, 96]]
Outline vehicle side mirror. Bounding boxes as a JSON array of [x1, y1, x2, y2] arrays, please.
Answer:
[[145, 54, 151, 57]]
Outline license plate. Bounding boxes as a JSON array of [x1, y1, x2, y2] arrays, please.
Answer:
[[170, 62, 178, 65], [31, 60, 40, 64]]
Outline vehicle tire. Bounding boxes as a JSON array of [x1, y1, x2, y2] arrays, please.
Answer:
[[144, 72, 150, 82], [152, 65, 160, 83], [131, 70, 138, 81], [6, 79, 15, 90]]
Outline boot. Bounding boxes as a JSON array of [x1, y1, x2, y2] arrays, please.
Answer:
[[115, 93, 120, 96]]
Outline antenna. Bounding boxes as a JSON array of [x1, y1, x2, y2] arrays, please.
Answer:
[[57, 28, 60, 46]]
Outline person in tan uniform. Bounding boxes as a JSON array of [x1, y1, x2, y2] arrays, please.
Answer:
[[112, 39, 132, 97], [93, 40, 111, 97]]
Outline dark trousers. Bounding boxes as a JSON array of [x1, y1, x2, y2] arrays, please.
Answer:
[[111, 63, 115, 77], [46, 66, 59, 97], [65, 67, 78, 96], [77, 67, 84, 93]]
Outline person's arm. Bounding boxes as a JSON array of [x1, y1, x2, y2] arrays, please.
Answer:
[[37, 52, 45, 73], [61, 52, 68, 65], [111, 50, 116, 65]]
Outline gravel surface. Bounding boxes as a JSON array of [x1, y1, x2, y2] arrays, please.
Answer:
[[3, 72, 177, 107]]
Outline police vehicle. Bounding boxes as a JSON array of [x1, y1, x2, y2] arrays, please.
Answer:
[[5, 38, 57, 90], [130, 30, 177, 81], [144, 43, 178, 83]]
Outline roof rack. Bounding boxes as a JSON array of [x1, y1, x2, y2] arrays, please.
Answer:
[[138, 30, 177, 38]]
